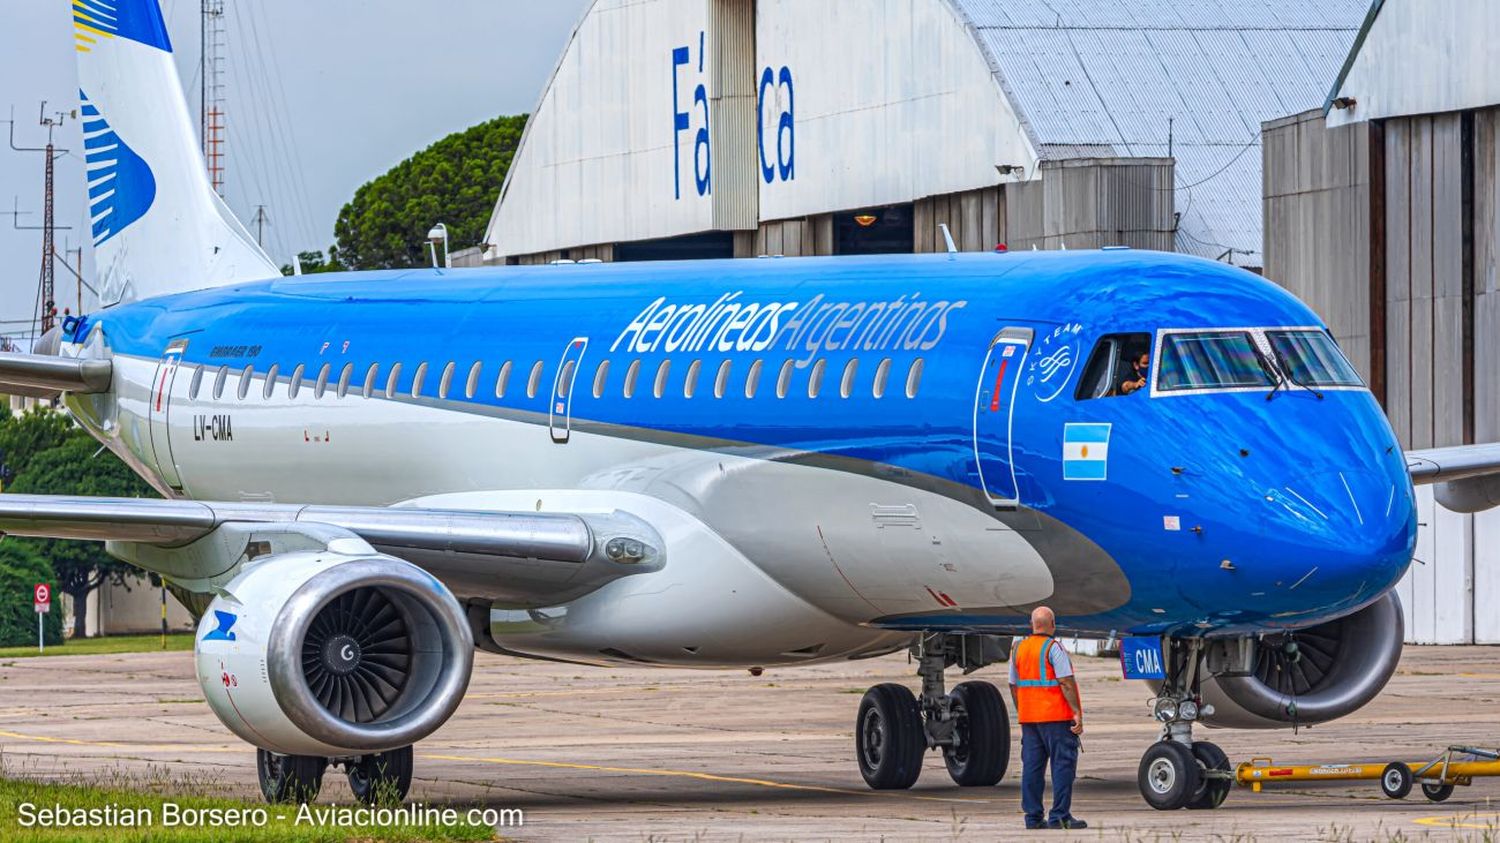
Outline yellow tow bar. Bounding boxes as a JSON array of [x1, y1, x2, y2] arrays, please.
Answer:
[[1237, 746, 1500, 802]]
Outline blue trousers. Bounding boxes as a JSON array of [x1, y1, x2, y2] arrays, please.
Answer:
[[1021, 721, 1078, 826]]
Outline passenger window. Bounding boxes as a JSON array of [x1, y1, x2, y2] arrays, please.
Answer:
[[807, 359, 826, 398], [289, 364, 306, 399], [745, 359, 763, 398], [188, 365, 204, 400], [411, 362, 428, 398], [714, 360, 732, 398], [873, 358, 891, 398], [684, 360, 702, 398], [438, 361, 456, 399], [386, 362, 403, 399], [1075, 332, 1152, 399], [526, 361, 544, 398], [653, 359, 671, 398], [494, 361, 511, 398], [335, 363, 353, 398], [363, 363, 380, 399], [905, 358, 924, 399], [465, 361, 482, 399], [776, 359, 795, 398], [558, 359, 577, 396], [212, 365, 229, 400], [593, 360, 610, 398], [238, 365, 254, 400], [624, 359, 641, 398], [839, 359, 858, 398], [314, 363, 331, 399], [263, 364, 279, 400]]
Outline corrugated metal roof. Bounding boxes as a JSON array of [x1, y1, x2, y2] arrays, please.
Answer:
[[954, 0, 1369, 265]]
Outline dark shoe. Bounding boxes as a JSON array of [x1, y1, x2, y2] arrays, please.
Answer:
[[1048, 818, 1088, 829], [1025, 824, 1047, 830]]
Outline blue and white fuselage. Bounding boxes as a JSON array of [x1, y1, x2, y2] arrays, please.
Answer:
[[66, 249, 1416, 666]]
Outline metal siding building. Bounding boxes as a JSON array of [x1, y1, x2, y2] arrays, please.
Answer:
[[484, 0, 1364, 267], [1263, 0, 1500, 644]]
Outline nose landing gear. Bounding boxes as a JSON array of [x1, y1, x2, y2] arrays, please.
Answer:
[[1137, 638, 1232, 810], [855, 634, 1012, 790]]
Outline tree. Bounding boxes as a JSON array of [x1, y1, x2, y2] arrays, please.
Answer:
[[280, 247, 347, 277], [0, 540, 63, 647], [0, 406, 73, 489], [8, 432, 157, 638], [333, 115, 527, 269]]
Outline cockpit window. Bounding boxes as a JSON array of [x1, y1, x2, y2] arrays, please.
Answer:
[[1157, 331, 1274, 392], [1075, 333, 1151, 399], [1265, 330, 1363, 387]]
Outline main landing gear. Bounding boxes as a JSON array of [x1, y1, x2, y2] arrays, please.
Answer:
[[257, 745, 415, 805], [1137, 639, 1232, 811], [856, 633, 1012, 790]]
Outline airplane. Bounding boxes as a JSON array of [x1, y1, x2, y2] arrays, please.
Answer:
[[4, 0, 1500, 811]]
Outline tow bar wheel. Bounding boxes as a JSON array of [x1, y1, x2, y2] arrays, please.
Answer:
[[1421, 783, 1454, 802], [1139, 741, 1201, 810], [1380, 762, 1413, 799]]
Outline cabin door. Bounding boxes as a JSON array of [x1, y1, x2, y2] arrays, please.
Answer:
[[550, 337, 588, 443], [148, 338, 188, 490], [972, 326, 1033, 506]]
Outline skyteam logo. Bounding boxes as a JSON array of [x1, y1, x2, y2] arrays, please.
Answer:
[[80, 90, 157, 246], [73, 0, 174, 54], [1062, 423, 1111, 481], [1026, 322, 1083, 403]]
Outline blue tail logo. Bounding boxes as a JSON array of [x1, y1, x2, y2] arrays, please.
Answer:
[[203, 610, 238, 642], [74, 0, 173, 54], [80, 90, 156, 246]]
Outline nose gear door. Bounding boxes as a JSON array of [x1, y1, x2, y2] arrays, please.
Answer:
[[973, 326, 1033, 506], [550, 338, 588, 444], [148, 338, 188, 491]]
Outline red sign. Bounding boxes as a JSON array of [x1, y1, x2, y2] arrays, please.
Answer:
[[34, 583, 50, 613]]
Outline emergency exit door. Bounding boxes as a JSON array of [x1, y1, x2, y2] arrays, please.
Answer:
[[148, 338, 188, 490], [550, 338, 588, 443], [973, 327, 1033, 506]]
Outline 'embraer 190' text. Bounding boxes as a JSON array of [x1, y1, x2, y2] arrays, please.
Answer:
[[612, 292, 966, 364]]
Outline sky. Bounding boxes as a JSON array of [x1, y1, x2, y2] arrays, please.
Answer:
[[0, 0, 586, 343]]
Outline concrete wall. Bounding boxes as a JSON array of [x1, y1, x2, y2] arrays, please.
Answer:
[[1263, 105, 1500, 644], [69, 581, 195, 638]]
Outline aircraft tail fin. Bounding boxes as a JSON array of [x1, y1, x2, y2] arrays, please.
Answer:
[[74, 0, 279, 307]]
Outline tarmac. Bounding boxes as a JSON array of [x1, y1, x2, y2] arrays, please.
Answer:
[[2, 643, 1500, 841]]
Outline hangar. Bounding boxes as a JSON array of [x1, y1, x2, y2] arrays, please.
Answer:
[[479, 0, 1367, 268], [1263, 0, 1500, 644]]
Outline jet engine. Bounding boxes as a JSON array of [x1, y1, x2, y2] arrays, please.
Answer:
[[1198, 592, 1404, 729], [194, 550, 473, 757]]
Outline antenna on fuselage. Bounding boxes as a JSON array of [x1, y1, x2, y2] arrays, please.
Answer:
[[291, 253, 303, 276], [938, 224, 957, 259]]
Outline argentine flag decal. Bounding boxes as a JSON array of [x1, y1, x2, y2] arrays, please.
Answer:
[[1063, 423, 1111, 481]]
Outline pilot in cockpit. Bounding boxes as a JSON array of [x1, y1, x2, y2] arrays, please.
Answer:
[[1118, 349, 1150, 395]]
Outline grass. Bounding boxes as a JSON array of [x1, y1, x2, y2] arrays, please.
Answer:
[[0, 634, 194, 660], [0, 774, 501, 842]]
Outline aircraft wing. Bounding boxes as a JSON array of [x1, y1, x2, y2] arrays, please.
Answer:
[[1407, 443, 1500, 514], [0, 494, 660, 604], [0, 352, 112, 397], [1406, 443, 1500, 484]]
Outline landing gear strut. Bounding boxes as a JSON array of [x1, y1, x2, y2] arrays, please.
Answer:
[[1137, 639, 1232, 810], [855, 633, 1012, 790]]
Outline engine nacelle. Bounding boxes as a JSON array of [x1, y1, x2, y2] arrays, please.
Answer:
[[1199, 591, 1404, 729], [194, 550, 473, 757]]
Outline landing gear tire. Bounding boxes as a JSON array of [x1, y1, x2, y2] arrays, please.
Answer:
[[856, 683, 925, 790], [1139, 741, 1201, 810], [1380, 762, 1413, 799], [1185, 741, 1231, 809], [257, 750, 326, 804], [346, 745, 414, 806], [942, 681, 1011, 787], [1421, 783, 1454, 802]]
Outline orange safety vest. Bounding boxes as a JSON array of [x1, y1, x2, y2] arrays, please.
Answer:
[[1013, 635, 1075, 724]]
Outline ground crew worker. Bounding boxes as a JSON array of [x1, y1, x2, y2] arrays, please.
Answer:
[[1009, 606, 1086, 830]]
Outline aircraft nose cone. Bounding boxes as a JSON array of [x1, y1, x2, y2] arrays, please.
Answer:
[[1262, 467, 1416, 607]]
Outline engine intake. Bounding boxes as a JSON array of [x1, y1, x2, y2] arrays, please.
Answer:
[[1199, 591, 1404, 728], [196, 552, 473, 757]]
